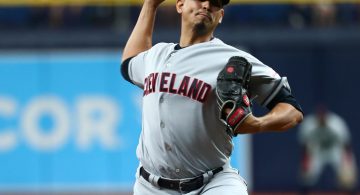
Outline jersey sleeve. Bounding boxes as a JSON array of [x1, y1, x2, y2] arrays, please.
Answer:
[[247, 57, 291, 107], [122, 50, 149, 88], [121, 43, 174, 88]]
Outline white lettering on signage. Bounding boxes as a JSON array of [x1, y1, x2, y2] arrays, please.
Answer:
[[76, 96, 120, 150], [21, 96, 70, 151], [0, 97, 17, 151], [0, 95, 122, 152]]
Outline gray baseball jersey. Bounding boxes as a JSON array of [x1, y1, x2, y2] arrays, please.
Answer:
[[126, 38, 289, 179]]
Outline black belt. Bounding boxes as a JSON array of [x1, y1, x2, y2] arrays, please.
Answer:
[[139, 166, 223, 192]]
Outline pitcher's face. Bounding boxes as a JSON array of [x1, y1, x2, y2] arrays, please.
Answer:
[[177, 0, 224, 35]]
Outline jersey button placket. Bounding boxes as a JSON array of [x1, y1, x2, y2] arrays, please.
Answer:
[[164, 143, 172, 151], [159, 94, 165, 128], [160, 121, 165, 128]]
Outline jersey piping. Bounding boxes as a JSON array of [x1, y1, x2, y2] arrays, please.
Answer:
[[121, 57, 134, 84]]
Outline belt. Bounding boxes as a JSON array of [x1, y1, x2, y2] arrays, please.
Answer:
[[139, 166, 223, 193]]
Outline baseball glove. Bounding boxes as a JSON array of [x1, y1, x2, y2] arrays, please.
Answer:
[[216, 56, 252, 137]]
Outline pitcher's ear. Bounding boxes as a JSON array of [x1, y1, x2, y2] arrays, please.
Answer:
[[176, 0, 184, 13], [219, 9, 224, 23]]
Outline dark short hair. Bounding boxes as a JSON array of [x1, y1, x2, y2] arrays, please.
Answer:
[[221, 0, 230, 6], [210, 0, 230, 7]]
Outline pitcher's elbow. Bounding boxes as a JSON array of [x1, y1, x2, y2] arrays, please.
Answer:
[[283, 111, 303, 131], [296, 111, 304, 124]]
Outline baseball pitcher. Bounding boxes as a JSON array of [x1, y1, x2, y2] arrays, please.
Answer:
[[121, 0, 304, 194]]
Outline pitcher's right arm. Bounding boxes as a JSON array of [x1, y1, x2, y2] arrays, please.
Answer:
[[121, 0, 165, 62]]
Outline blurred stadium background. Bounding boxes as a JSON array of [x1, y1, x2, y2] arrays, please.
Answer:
[[0, 0, 360, 194]]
